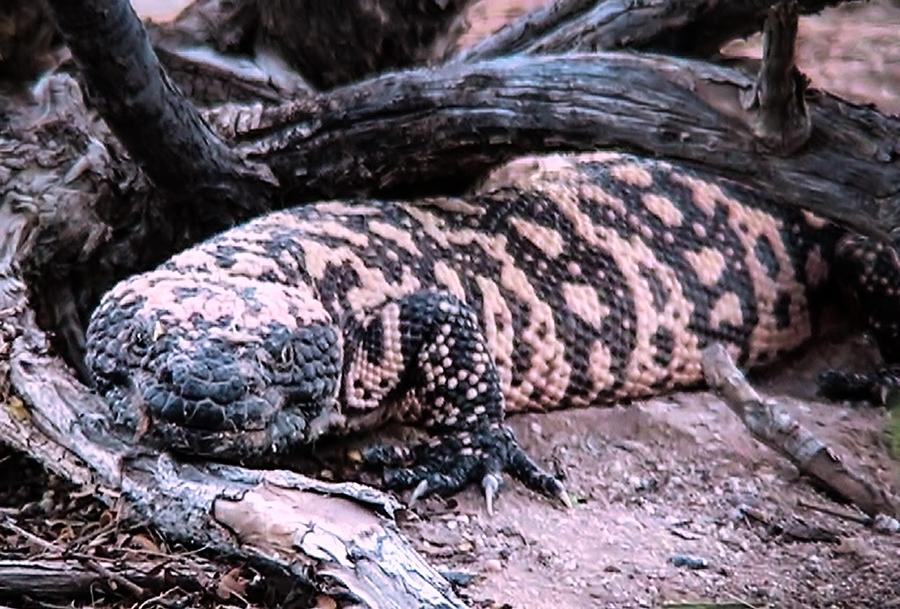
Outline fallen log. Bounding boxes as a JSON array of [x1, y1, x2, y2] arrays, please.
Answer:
[[454, 0, 850, 62]]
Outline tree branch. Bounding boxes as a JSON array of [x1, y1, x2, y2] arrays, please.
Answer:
[[741, 1, 811, 155], [43, 0, 276, 226], [701, 344, 898, 520], [237, 53, 899, 240], [454, 0, 851, 62], [257, 0, 476, 89]]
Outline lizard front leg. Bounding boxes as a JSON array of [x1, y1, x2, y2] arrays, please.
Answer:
[[341, 290, 568, 512]]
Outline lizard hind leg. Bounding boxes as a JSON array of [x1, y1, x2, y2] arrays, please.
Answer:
[[347, 290, 567, 510], [818, 234, 900, 403]]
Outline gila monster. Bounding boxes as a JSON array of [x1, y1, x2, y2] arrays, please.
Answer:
[[84, 152, 900, 508]]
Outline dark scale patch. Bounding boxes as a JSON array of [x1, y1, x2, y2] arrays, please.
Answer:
[[188, 312, 217, 331], [773, 292, 792, 329], [638, 263, 669, 311], [315, 259, 364, 319], [258, 229, 316, 285], [210, 243, 241, 268], [173, 285, 202, 299], [650, 327, 675, 370], [363, 317, 385, 365], [754, 235, 781, 279], [239, 286, 262, 313]]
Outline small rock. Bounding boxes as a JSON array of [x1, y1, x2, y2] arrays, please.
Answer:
[[483, 558, 503, 573], [669, 553, 710, 570], [530, 421, 542, 434], [873, 513, 900, 534], [440, 570, 476, 586], [456, 541, 474, 553], [420, 527, 463, 547]]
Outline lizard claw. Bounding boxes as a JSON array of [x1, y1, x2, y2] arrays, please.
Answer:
[[555, 482, 573, 509], [482, 472, 503, 515], [408, 478, 430, 507]]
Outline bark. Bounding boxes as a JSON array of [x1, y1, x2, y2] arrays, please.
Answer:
[[257, 0, 476, 89], [741, 2, 811, 155], [237, 53, 899, 239], [43, 0, 277, 231], [701, 344, 899, 520], [0, 558, 211, 599], [155, 0, 477, 90], [454, 0, 848, 62]]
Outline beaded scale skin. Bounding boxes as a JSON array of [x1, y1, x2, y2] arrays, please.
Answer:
[[84, 152, 900, 506]]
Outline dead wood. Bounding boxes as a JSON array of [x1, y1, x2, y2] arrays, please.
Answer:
[[236, 52, 899, 239], [453, 0, 849, 63], [43, 0, 277, 227], [256, 0, 476, 89], [152, 0, 476, 91], [701, 343, 899, 521], [0, 557, 208, 599], [742, 2, 812, 155]]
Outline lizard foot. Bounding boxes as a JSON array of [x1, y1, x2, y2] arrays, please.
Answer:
[[817, 367, 900, 405], [363, 425, 568, 514]]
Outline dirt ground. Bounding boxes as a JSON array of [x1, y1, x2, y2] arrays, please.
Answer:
[[2, 2, 899, 608], [401, 332, 899, 609]]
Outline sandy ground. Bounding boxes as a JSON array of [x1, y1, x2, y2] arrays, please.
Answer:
[[3, 2, 898, 608]]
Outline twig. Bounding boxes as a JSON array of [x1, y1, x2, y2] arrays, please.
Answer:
[[701, 344, 898, 519], [796, 498, 872, 526], [1, 518, 60, 554], [82, 557, 146, 598]]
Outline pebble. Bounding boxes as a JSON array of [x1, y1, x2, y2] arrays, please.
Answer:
[[873, 514, 900, 534], [483, 558, 503, 573], [669, 553, 710, 570]]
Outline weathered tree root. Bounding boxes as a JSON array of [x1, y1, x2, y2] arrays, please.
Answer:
[[701, 344, 899, 523]]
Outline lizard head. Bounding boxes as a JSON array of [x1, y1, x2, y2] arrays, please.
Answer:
[[84, 268, 342, 459]]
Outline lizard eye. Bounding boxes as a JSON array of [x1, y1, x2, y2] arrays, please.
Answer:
[[130, 326, 150, 356], [276, 343, 295, 368]]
